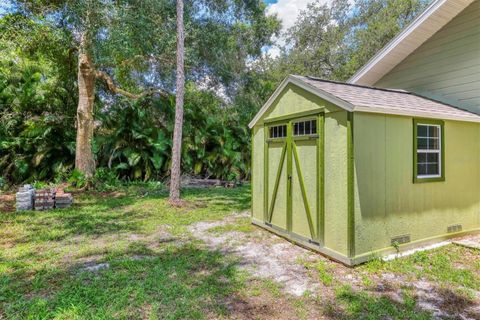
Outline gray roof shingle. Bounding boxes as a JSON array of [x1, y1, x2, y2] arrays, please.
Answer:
[[249, 75, 480, 128], [294, 75, 480, 122]]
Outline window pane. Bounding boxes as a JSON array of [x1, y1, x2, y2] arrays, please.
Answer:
[[417, 138, 428, 149], [293, 120, 318, 136], [429, 126, 439, 138], [427, 163, 439, 175], [427, 153, 439, 163], [418, 163, 427, 175], [428, 138, 439, 150], [417, 152, 427, 163], [417, 125, 428, 137], [305, 121, 311, 134]]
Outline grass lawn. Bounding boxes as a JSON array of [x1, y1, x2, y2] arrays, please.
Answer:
[[1, 185, 479, 319]]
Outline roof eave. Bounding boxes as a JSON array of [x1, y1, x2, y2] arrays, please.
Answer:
[[249, 76, 480, 129]]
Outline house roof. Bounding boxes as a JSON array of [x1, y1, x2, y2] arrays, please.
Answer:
[[348, 0, 475, 86], [248, 75, 480, 128]]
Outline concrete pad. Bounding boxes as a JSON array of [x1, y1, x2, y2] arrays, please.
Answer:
[[453, 236, 480, 250]]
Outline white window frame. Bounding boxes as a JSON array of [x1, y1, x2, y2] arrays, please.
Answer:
[[268, 124, 287, 139], [293, 119, 317, 137], [416, 123, 441, 179]]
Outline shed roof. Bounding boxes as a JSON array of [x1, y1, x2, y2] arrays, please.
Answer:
[[248, 75, 480, 128], [348, 0, 475, 85]]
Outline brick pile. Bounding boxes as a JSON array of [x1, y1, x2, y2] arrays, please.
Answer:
[[16, 186, 74, 212], [55, 189, 73, 209], [34, 188, 55, 211]]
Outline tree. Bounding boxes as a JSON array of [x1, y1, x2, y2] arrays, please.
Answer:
[[169, 0, 185, 203], [0, 14, 78, 183], [278, 0, 430, 81], [11, 0, 279, 178], [283, 0, 352, 80]]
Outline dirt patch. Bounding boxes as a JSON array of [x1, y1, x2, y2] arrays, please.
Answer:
[[189, 212, 321, 297], [365, 275, 480, 319], [222, 277, 325, 320], [189, 212, 480, 318]]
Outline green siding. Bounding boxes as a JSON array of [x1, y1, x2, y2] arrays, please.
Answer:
[[263, 84, 340, 122], [324, 110, 349, 256], [375, 0, 480, 114], [353, 112, 480, 256], [252, 126, 264, 221]]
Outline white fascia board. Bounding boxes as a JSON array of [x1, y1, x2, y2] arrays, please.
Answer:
[[248, 76, 290, 129], [248, 75, 354, 129]]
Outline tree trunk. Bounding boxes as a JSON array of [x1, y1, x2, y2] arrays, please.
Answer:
[[169, 0, 185, 203], [75, 42, 96, 178]]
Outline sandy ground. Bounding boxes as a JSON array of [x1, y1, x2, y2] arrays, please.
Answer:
[[189, 212, 321, 296], [188, 212, 480, 319]]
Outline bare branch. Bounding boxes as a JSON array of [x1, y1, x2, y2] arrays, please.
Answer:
[[94, 70, 169, 99]]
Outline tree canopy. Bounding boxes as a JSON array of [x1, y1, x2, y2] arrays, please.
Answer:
[[0, 0, 430, 186]]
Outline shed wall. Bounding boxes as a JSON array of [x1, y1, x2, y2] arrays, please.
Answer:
[[353, 112, 480, 257], [251, 84, 350, 258], [375, 0, 480, 114], [324, 111, 349, 256]]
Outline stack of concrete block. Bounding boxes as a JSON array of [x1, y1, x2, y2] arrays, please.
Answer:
[[34, 188, 55, 211], [16, 185, 35, 211], [55, 189, 73, 209]]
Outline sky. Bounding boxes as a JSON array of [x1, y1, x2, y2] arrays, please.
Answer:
[[0, 3, 12, 16], [263, 0, 330, 57]]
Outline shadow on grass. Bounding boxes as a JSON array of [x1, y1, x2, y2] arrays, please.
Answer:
[[0, 244, 264, 320], [4, 185, 250, 246], [323, 286, 433, 320], [0, 186, 258, 318], [432, 287, 477, 317], [181, 185, 251, 212]]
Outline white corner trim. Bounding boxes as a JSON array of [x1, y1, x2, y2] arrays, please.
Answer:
[[248, 75, 355, 128], [348, 0, 472, 85]]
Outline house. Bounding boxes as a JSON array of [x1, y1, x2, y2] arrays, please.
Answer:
[[249, 0, 480, 265]]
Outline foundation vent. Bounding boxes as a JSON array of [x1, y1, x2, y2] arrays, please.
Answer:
[[447, 224, 462, 233], [391, 234, 410, 246]]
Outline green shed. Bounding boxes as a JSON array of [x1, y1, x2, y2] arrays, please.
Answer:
[[249, 75, 480, 266]]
